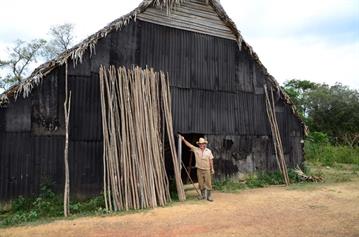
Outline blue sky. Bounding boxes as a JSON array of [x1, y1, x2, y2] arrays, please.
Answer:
[[0, 0, 358, 90]]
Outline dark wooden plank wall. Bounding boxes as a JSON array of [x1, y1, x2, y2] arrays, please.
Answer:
[[0, 20, 304, 200]]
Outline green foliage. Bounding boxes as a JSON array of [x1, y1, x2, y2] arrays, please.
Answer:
[[0, 39, 47, 89], [213, 179, 246, 192], [0, 184, 105, 227], [307, 83, 359, 147], [306, 132, 330, 144], [11, 196, 33, 213], [0, 183, 61, 226], [0, 24, 76, 90], [246, 172, 284, 188], [283, 80, 359, 147], [282, 79, 319, 120], [70, 196, 106, 214], [214, 171, 301, 193], [168, 177, 179, 201], [305, 141, 359, 166]]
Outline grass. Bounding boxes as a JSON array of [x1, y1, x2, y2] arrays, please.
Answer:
[[0, 182, 177, 228], [288, 163, 359, 191], [305, 141, 359, 166], [213, 162, 359, 193], [214, 141, 359, 193], [213, 171, 292, 193], [2, 162, 358, 228]]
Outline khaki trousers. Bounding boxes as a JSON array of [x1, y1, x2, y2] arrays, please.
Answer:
[[197, 169, 212, 191]]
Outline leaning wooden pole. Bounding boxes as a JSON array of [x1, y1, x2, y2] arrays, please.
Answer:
[[99, 66, 110, 211], [270, 87, 290, 185], [264, 85, 282, 174], [264, 84, 290, 186], [63, 62, 72, 217], [160, 72, 186, 201]]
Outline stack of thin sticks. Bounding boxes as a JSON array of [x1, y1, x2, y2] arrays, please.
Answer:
[[99, 65, 185, 211], [264, 84, 290, 186]]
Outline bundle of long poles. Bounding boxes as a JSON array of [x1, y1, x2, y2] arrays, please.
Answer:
[[264, 84, 290, 186], [99, 65, 185, 211]]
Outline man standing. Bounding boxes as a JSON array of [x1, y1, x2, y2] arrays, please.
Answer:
[[179, 135, 215, 202]]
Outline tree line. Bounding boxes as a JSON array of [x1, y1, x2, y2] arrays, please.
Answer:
[[283, 79, 359, 147]]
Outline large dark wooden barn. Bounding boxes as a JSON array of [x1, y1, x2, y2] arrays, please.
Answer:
[[0, 0, 305, 201]]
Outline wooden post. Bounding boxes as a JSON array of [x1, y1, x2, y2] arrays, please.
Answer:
[[186, 153, 193, 184], [177, 135, 182, 171], [63, 62, 71, 217], [160, 72, 186, 201]]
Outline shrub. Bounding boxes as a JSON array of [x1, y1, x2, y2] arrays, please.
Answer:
[[70, 196, 105, 214], [305, 141, 359, 166], [11, 196, 34, 212], [213, 170, 302, 192], [307, 132, 330, 144], [0, 184, 106, 227]]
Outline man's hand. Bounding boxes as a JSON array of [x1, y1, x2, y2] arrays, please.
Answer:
[[211, 169, 215, 175]]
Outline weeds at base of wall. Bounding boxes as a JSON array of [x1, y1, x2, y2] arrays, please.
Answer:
[[213, 161, 359, 193], [213, 169, 303, 193], [0, 184, 107, 228]]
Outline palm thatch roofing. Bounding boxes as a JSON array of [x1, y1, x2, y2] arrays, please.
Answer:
[[0, 0, 306, 131]]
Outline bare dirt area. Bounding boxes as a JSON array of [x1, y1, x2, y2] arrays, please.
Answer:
[[1, 180, 359, 237]]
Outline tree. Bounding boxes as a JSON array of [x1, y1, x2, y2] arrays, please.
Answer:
[[307, 83, 359, 147], [282, 79, 319, 123], [0, 39, 46, 90], [43, 23, 75, 60], [283, 80, 359, 147], [0, 24, 76, 90]]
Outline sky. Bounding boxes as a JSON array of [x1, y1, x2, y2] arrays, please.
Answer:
[[0, 0, 358, 90]]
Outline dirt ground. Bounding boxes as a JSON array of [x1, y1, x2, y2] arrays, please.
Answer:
[[1, 180, 359, 237]]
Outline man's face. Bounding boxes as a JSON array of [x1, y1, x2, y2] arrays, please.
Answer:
[[199, 143, 206, 150]]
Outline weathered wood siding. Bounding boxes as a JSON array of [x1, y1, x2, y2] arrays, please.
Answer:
[[138, 0, 236, 41], [0, 19, 304, 200]]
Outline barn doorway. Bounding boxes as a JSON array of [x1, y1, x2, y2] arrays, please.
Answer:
[[180, 133, 204, 184]]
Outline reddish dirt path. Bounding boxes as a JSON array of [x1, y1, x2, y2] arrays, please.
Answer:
[[1, 181, 359, 237]]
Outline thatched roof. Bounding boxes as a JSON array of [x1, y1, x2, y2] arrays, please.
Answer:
[[0, 0, 305, 131]]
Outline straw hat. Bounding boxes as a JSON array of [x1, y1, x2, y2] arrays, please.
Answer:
[[196, 138, 208, 144]]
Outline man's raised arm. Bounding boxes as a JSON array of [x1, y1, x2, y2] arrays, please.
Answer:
[[179, 135, 196, 150]]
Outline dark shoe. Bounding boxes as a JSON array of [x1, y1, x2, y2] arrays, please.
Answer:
[[199, 189, 206, 200], [207, 190, 213, 202]]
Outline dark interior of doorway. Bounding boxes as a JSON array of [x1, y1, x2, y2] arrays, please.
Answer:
[[180, 133, 204, 184]]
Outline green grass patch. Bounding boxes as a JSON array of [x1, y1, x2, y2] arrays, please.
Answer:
[[213, 170, 301, 193], [214, 160, 359, 193], [305, 141, 359, 166]]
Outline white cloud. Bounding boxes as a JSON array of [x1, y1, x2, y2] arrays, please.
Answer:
[[252, 36, 359, 88], [221, 0, 359, 89], [0, 0, 140, 44], [222, 0, 358, 36]]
